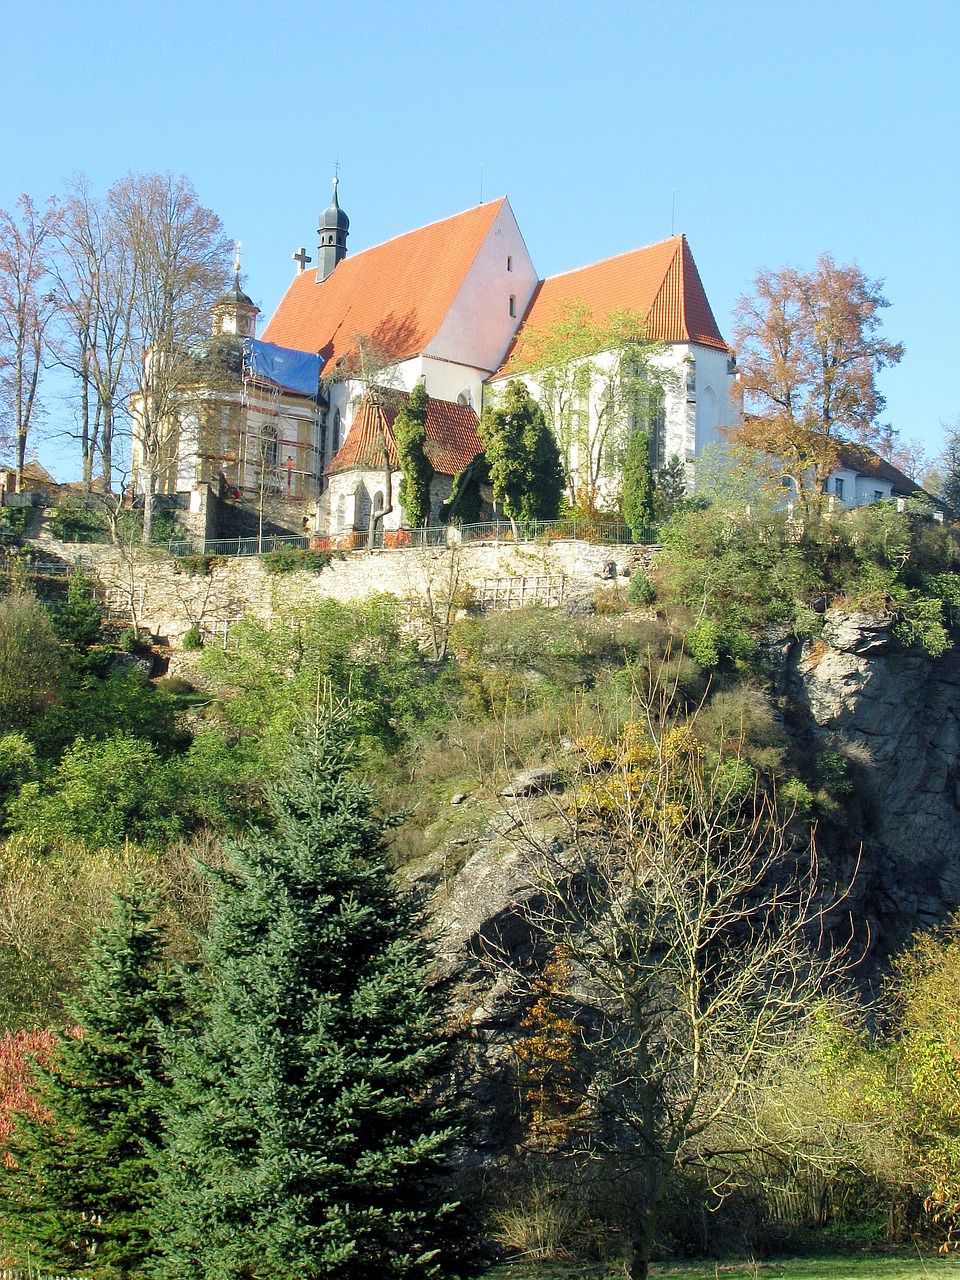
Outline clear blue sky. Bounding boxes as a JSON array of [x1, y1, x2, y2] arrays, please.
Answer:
[[2, 0, 957, 478]]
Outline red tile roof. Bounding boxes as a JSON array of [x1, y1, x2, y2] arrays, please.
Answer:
[[495, 234, 729, 377], [327, 392, 483, 478], [262, 200, 508, 376]]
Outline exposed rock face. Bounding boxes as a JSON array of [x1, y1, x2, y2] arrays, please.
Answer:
[[428, 611, 960, 1154], [764, 609, 960, 954]]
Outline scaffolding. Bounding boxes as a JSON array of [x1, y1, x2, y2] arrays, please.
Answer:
[[236, 353, 323, 503]]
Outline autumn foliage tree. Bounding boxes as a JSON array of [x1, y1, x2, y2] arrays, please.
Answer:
[[0, 1030, 56, 1153], [731, 255, 904, 511]]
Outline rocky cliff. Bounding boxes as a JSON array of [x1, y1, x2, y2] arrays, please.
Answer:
[[763, 610, 960, 956], [424, 612, 960, 1153]]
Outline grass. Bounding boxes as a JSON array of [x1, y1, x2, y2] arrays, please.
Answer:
[[491, 1257, 960, 1280]]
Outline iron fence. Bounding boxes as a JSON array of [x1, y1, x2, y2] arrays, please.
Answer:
[[169, 518, 650, 558], [168, 533, 312, 557]]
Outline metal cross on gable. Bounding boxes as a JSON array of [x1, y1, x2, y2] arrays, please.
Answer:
[[292, 246, 312, 273]]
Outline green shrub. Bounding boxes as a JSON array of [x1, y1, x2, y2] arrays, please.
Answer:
[[182, 625, 203, 651], [175, 555, 219, 577], [6, 733, 185, 847], [117, 627, 148, 655], [150, 508, 179, 545], [47, 505, 108, 543], [780, 775, 816, 814], [262, 547, 334, 575], [157, 676, 195, 695], [686, 617, 722, 668], [53, 573, 102, 649], [0, 506, 29, 538], [816, 750, 854, 796], [627, 571, 656, 605], [894, 594, 952, 657]]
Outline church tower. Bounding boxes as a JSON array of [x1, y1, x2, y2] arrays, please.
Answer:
[[317, 178, 349, 283], [212, 245, 259, 338]]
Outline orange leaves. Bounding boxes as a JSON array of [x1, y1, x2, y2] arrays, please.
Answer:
[[514, 949, 583, 1147], [731, 254, 904, 506]]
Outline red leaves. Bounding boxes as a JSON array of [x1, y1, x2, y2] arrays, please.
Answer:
[[0, 1028, 56, 1146]]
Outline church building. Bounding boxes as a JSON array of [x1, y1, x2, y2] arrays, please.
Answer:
[[162, 181, 739, 536]]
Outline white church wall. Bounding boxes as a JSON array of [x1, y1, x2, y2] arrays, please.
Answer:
[[419, 356, 484, 409], [694, 344, 738, 452], [427, 199, 538, 380], [491, 339, 736, 505]]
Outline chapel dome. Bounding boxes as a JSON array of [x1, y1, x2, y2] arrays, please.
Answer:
[[213, 278, 256, 310], [319, 178, 349, 233]]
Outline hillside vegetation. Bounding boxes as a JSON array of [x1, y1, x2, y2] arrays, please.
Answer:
[[2, 502, 960, 1274]]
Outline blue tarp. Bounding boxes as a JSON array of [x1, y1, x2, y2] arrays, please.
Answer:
[[243, 338, 322, 397]]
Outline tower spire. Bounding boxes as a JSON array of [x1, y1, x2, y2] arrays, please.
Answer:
[[317, 175, 349, 283]]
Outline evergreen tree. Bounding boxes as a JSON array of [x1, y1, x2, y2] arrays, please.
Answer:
[[53, 571, 102, 650], [395, 385, 434, 528], [621, 429, 655, 539], [520, 397, 565, 521], [481, 380, 563, 526], [155, 718, 476, 1280], [1, 893, 176, 1277]]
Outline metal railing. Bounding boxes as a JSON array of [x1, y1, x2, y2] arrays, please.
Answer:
[[169, 518, 650, 558], [455, 518, 640, 545], [168, 533, 312, 557]]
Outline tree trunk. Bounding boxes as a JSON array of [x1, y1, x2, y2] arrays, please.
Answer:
[[629, 1201, 657, 1280], [366, 448, 394, 552], [101, 402, 114, 493], [142, 484, 154, 544]]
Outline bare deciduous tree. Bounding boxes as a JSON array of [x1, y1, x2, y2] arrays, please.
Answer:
[[117, 173, 232, 540], [0, 196, 62, 488], [53, 175, 136, 493], [506, 685, 854, 1280]]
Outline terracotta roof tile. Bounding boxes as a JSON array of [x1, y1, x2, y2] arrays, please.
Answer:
[[262, 200, 507, 375], [327, 392, 483, 478], [495, 234, 729, 377]]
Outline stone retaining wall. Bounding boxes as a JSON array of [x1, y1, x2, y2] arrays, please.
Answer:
[[43, 538, 658, 645]]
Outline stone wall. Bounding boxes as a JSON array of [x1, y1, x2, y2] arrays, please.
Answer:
[[56, 537, 657, 646]]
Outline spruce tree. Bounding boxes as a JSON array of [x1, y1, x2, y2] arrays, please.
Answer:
[[520, 398, 565, 521], [1, 893, 176, 1277], [622, 429, 655, 539], [481, 380, 563, 525], [155, 718, 475, 1280], [395, 384, 434, 528]]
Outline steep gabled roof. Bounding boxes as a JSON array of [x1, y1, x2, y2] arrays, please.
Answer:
[[327, 392, 483, 478], [495, 234, 729, 378], [263, 200, 508, 376]]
